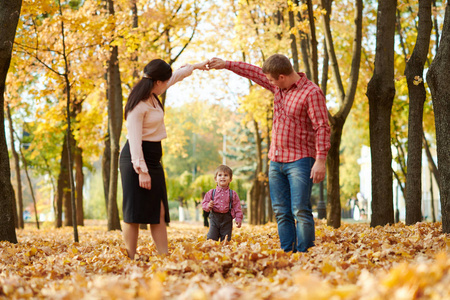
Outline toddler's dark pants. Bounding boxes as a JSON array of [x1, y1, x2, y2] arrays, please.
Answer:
[[203, 210, 210, 227], [207, 211, 233, 241]]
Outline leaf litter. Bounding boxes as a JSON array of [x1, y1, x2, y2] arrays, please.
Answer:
[[1, 220, 450, 299]]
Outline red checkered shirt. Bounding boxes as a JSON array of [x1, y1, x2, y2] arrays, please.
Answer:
[[201, 187, 243, 223], [226, 61, 330, 162]]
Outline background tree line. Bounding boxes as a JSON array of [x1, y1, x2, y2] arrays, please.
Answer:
[[1, 0, 450, 243]]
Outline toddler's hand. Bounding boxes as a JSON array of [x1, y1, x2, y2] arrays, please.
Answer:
[[236, 221, 242, 228], [208, 201, 214, 209]]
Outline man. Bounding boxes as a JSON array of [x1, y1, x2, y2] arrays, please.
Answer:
[[208, 54, 330, 252]]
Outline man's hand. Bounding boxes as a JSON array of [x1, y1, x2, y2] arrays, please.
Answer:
[[208, 57, 226, 69], [310, 158, 326, 184], [139, 172, 152, 190]]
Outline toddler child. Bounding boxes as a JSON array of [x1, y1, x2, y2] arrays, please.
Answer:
[[201, 165, 243, 241]]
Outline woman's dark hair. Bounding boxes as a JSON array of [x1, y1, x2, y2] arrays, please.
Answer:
[[124, 59, 172, 119]]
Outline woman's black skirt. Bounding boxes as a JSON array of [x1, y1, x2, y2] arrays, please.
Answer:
[[119, 140, 170, 224]]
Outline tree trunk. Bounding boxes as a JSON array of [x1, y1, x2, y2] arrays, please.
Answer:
[[56, 134, 70, 228], [131, 0, 139, 79], [248, 183, 255, 224], [103, 129, 111, 213], [318, 37, 329, 220], [326, 123, 342, 227], [106, 0, 123, 231], [130, 1, 142, 233], [423, 130, 440, 189], [320, 36, 329, 106], [288, 8, 299, 72], [11, 184, 19, 229], [0, 0, 21, 243], [63, 129, 76, 227], [107, 45, 123, 231], [6, 104, 23, 228], [56, 0, 78, 241], [265, 116, 273, 223], [423, 130, 438, 222], [366, 0, 397, 227], [132, 2, 147, 229], [249, 180, 260, 225], [259, 179, 266, 224], [63, 183, 73, 226], [322, 0, 362, 228], [253, 180, 267, 225], [19, 147, 40, 229], [404, 0, 432, 225], [393, 167, 407, 203], [432, 0, 440, 53], [102, 70, 111, 213], [69, 97, 84, 227], [249, 119, 264, 225], [392, 133, 408, 198], [305, 0, 319, 84], [430, 169, 436, 222], [426, 3, 450, 233], [317, 20, 330, 221], [292, 0, 312, 79], [75, 146, 84, 226], [5, 106, 19, 229]]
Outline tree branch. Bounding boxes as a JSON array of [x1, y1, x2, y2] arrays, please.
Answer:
[[13, 44, 64, 76], [392, 168, 407, 198], [321, 0, 345, 105], [169, 2, 199, 65], [152, 2, 183, 44]]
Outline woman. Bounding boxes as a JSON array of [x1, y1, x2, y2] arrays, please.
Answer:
[[120, 58, 208, 258]]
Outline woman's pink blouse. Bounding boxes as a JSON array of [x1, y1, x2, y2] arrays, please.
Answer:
[[126, 64, 194, 174]]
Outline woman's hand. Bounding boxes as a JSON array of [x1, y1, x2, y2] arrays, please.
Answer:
[[139, 172, 152, 190], [193, 60, 209, 71]]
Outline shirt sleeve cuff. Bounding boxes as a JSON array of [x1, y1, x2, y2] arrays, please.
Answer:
[[132, 158, 148, 174], [316, 153, 328, 160]]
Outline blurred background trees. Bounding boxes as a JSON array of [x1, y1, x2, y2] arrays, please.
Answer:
[[3, 0, 449, 237]]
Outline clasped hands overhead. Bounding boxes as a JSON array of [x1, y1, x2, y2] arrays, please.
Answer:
[[187, 58, 226, 71]]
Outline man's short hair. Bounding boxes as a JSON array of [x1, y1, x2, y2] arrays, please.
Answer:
[[215, 165, 233, 180], [262, 54, 294, 79]]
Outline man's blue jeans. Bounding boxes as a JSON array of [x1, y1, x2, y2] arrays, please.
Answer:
[[269, 157, 315, 252]]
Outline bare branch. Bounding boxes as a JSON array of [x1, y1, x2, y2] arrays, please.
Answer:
[[14, 44, 64, 76], [152, 2, 183, 44], [392, 168, 406, 198], [169, 3, 199, 65]]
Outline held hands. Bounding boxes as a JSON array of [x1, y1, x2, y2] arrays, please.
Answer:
[[139, 172, 152, 190], [192, 60, 209, 71], [189, 58, 225, 71]]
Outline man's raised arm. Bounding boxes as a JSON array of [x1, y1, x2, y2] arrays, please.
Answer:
[[208, 57, 275, 93]]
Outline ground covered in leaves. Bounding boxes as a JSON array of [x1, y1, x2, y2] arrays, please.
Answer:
[[1, 220, 450, 299]]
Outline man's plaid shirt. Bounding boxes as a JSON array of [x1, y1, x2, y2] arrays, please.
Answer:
[[225, 61, 330, 162]]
